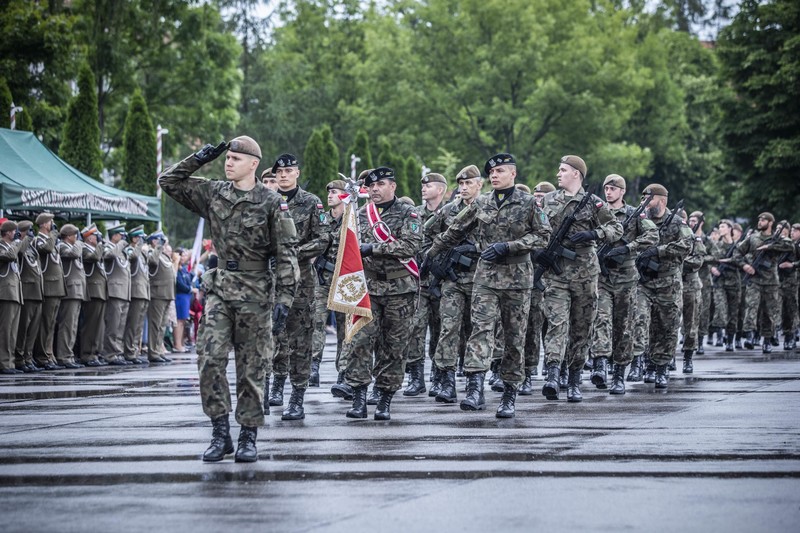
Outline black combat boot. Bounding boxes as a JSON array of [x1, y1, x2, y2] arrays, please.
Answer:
[[559, 360, 568, 390], [770, 335, 779, 347], [627, 355, 644, 382], [269, 374, 286, 407], [331, 371, 354, 400], [735, 334, 743, 350], [367, 386, 380, 405], [725, 333, 735, 352], [428, 365, 442, 397], [583, 358, 594, 371], [518, 370, 534, 396], [609, 364, 626, 395], [566, 367, 583, 403], [460, 372, 486, 411], [374, 389, 395, 420], [346, 385, 368, 419], [644, 362, 656, 383], [436, 369, 457, 403], [762, 341, 772, 354], [456, 353, 465, 377], [234, 426, 258, 463], [682, 350, 694, 374], [696, 337, 705, 355], [542, 362, 560, 400], [496, 384, 517, 418], [707, 329, 716, 345], [491, 369, 505, 392], [668, 354, 677, 371], [785, 334, 796, 351], [309, 360, 320, 387], [744, 331, 756, 350], [202, 415, 234, 462], [655, 364, 669, 389], [715, 334, 723, 347], [487, 360, 501, 386], [591, 356, 608, 389], [403, 360, 426, 396], [281, 386, 306, 420]]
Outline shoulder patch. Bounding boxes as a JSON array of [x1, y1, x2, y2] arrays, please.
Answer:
[[595, 201, 604, 209], [410, 212, 418, 218], [280, 202, 289, 211], [316, 203, 324, 210]]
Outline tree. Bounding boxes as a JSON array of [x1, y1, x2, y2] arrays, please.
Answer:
[[121, 88, 156, 196], [59, 62, 103, 180], [717, 0, 800, 221], [16, 108, 33, 132], [303, 126, 338, 201], [405, 156, 421, 204], [345, 129, 373, 177], [0, 78, 11, 129]]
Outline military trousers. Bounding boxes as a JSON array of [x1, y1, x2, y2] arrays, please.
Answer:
[[593, 280, 636, 365], [743, 283, 779, 337], [56, 299, 81, 364], [781, 281, 798, 332], [464, 285, 530, 386], [104, 297, 130, 357], [344, 292, 416, 392], [33, 296, 60, 366], [15, 299, 42, 365], [123, 298, 149, 360], [543, 275, 598, 371], [681, 287, 700, 351], [312, 283, 344, 367], [432, 280, 473, 372], [638, 276, 683, 366], [273, 282, 315, 388], [197, 292, 272, 427], [147, 299, 170, 359], [711, 284, 741, 335], [524, 287, 546, 370], [698, 278, 712, 338], [406, 285, 441, 365], [0, 301, 21, 370], [80, 298, 106, 362]]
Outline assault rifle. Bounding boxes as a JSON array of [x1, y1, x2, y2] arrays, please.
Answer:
[[711, 228, 750, 287], [742, 222, 787, 286], [427, 242, 477, 298], [532, 185, 597, 291], [636, 198, 684, 281], [597, 193, 653, 278]]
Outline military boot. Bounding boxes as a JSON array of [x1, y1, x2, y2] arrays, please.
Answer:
[[346, 385, 368, 419], [566, 367, 583, 403], [696, 337, 705, 355], [456, 354, 465, 377], [744, 331, 756, 350], [715, 334, 723, 347], [762, 341, 772, 354], [487, 360, 501, 386], [583, 357, 594, 372], [234, 426, 258, 463], [770, 335, 779, 347], [541, 362, 560, 400], [428, 365, 442, 397], [590, 356, 608, 389], [627, 355, 644, 382], [309, 360, 320, 387], [785, 334, 796, 351], [282, 386, 306, 420], [609, 364, 626, 395], [644, 362, 656, 383], [682, 350, 694, 374], [367, 386, 380, 405], [725, 333, 735, 352], [331, 371, 354, 400], [491, 369, 506, 392], [559, 360, 569, 390], [735, 334, 743, 350], [655, 364, 669, 389], [374, 389, 395, 420], [403, 360, 426, 396], [436, 369, 457, 403], [496, 384, 517, 418], [460, 372, 486, 411], [262, 379, 271, 415], [269, 374, 286, 407], [668, 354, 677, 371], [707, 329, 716, 345], [518, 370, 534, 396], [202, 415, 234, 462]]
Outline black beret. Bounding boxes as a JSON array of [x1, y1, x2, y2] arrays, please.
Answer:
[[364, 167, 395, 186], [484, 153, 516, 175], [271, 153, 299, 173]]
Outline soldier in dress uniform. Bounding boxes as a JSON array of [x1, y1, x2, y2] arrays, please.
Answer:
[[102, 224, 133, 366], [55, 224, 86, 369], [123, 226, 151, 364], [32, 213, 66, 370], [0, 220, 28, 374], [146, 232, 174, 364], [14, 220, 45, 372], [79, 224, 108, 367]]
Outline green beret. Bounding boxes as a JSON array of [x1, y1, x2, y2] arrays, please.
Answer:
[[603, 174, 626, 190], [642, 183, 669, 197], [515, 184, 531, 194], [17, 220, 33, 233], [60, 224, 79, 237], [35, 212, 55, 226], [228, 136, 262, 160], [561, 155, 587, 178], [326, 179, 347, 191], [260, 168, 275, 180], [456, 165, 481, 182], [1, 220, 18, 233], [758, 212, 775, 223], [421, 173, 447, 185], [534, 181, 556, 193]]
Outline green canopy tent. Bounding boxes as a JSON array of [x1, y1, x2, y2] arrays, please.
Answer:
[[0, 128, 161, 223]]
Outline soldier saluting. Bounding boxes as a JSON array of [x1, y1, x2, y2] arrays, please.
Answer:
[[159, 137, 299, 463]]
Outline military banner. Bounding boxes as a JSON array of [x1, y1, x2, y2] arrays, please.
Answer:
[[327, 193, 372, 342]]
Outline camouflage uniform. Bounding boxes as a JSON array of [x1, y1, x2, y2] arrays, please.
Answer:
[[159, 155, 299, 427], [80, 241, 107, 363], [428, 189, 551, 386], [680, 235, 706, 351], [593, 203, 658, 366], [778, 240, 799, 338], [15, 232, 44, 369], [311, 210, 344, 370], [541, 189, 623, 370], [271, 187, 328, 389], [638, 209, 693, 367], [343, 199, 422, 392], [103, 240, 132, 360], [709, 238, 741, 340], [33, 229, 65, 367], [696, 234, 715, 343]]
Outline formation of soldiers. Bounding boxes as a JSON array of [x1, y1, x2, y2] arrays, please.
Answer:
[[0, 215, 178, 374]]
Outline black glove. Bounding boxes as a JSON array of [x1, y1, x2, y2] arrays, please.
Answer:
[[480, 242, 509, 262], [13, 230, 21, 240], [51, 222, 58, 232], [272, 303, 289, 335], [532, 248, 557, 268], [360, 243, 373, 257], [193, 141, 229, 165], [419, 254, 432, 278], [453, 243, 477, 255], [605, 245, 629, 258], [569, 230, 598, 244], [639, 246, 659, 259]]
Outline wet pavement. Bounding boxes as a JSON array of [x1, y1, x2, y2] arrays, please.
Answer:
[[1, 338, 799, 532]]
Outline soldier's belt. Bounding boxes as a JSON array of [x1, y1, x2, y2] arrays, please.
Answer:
[[649, 268, 681, 279], [219, 260, 269, 272], [493, 255, 530, 265], [365, 269, 413, 281]]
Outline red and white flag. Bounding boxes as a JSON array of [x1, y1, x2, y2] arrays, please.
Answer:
[[327, 194, 372, 342]]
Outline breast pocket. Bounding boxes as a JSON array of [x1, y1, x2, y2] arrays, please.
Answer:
[[292, 213, 311, 242]]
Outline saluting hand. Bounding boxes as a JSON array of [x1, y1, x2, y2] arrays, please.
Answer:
[[193, 141, 229, 165]]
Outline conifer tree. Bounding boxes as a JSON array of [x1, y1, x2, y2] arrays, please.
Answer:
[[60, 62, 103, 180], [121, 88, 157, 196]]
